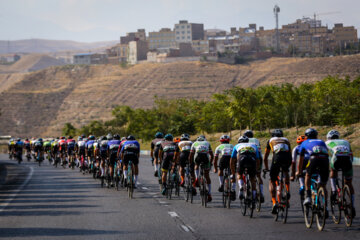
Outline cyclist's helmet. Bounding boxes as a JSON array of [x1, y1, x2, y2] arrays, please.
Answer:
[[327, 130, 340, 140], [106, 133, 113, 140], [197, 135, 205, 141], [113, 134, 120, 140], [89, 135, 95, 140], [174, 137, 181, 143], [155, 132, 164, 138], [296, 135, 307, 144], [180, 133, 190, 141], [68, 136, 72, 139], [238, 136, 249, 143], [243, 130, 254, 138], [81, 134, 86, 138], [100, 136, 107, 141], [25, 138, 29, 141], [126, 135, 136, 140], [38, 138, 43, 142], [121, 137, 126, 141], [164, 134, 173, 141], [78, 136, 82, 141], [220, 135, 230, 143], [271, 129, 283, 137], [305, 128, 318, 139], [17, 138, 21, 141], [61, 136, 66, 139]]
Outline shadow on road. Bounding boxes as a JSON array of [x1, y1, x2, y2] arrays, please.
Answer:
[[0, 228, 126, 238]]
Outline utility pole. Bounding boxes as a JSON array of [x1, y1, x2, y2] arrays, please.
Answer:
[[274, 5, 280, 53]]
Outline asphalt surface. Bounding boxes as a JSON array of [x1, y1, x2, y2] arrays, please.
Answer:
[[0, 154, 359, 240]]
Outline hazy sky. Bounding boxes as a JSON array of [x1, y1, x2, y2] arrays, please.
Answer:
[[0, 0, 359, 42]]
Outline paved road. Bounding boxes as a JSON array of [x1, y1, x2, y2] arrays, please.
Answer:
[[0, 154, 359, 239]]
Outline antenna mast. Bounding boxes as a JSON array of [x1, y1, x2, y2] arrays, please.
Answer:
[[274, 4, 280, 53]]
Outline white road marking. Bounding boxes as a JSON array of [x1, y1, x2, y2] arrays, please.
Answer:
[[0, 166, 34, 211], [187, 225, 195, 232], [149, 192, 157, 195], [141, 187, 148, 190], [168, 211, 178, 217], [159, 201, 168, 204], [181, 225, 190, 232]]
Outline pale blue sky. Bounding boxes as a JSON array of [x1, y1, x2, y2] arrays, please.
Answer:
[[0, 0, 359, 42]]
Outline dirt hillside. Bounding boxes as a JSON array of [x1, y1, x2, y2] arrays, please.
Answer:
[[0, 55, 360, 137]]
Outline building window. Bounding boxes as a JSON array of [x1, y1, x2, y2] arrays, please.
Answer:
[[187, 31, 190, 34], [182, 36, 185, 39], [176, 37, 180, 40], [176, 26, 179, 29], [182, 31, 185, 34], [187, 36, 190, 39], [187, 25, 190, 28], [181, 26, 185, 29]]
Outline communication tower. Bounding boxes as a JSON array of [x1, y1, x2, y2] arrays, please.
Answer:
[[274, 5, 280, 53]]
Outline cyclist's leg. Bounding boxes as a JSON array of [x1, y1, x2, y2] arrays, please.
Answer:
[[237, 156, 245, 198], [269, 157, 280, 206], [133, 156, 139, 187], [257, 155, 264, 198], [204, 159, 211, 195]]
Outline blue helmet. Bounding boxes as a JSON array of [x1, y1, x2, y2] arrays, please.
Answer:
[[164, 134, 173, 141], [155, 132, 164, 138]]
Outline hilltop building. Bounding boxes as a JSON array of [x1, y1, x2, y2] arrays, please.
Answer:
[[174, 20, 204, 43]]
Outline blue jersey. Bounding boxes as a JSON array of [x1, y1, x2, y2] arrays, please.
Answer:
[[299, 139, 328, 158], [121, 140, 140, 155], [108, 140, 121, 154], [15, 141, 24, 151], [86, 140, 95, 149], [231, 143, 260, 159]]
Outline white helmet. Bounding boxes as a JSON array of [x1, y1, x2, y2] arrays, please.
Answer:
[[327, 130, 340, 140]]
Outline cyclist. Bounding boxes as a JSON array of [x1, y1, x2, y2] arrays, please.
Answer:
[[264, 129, 292, 214], [98, 135, 109, 179], [159, 134, 177, 195], [34, 138, 44, 162], [290, 135, 308, 198], [214, 135, 235, 200], [297, 128, 329, 209], [86, 135, 96, 170], [189, 135, 214, 202], [8, 138, 15, 159], [43, 139, 52, 162], [14, 138, 24, 162], [58, 137, 67, 165], [231, 136, 260, 203], [326, 130, 356, 217], [151, 132, 164, 177], [174, 133, 193, 188], [108, 134, 121, 186], [76, 136, 86, 169], [66, 136, 76, 167], [243, 130, 265, 203], [24, 138, 31, 160], [120, 135, 140, 188]]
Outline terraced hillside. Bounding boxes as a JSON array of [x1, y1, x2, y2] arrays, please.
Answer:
[[0, 54, 360, 137]]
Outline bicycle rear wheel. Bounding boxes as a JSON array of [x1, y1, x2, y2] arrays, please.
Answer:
[[255, 179, 261, 212], [316, 187, 326, 231], [240, 189, 247, 216], [128, 170, 133, 199], [343, 184, 353, 227], [222, 177, 228, 208], [330, 189, 341, 224], [248, 186, 254, 218], [279, 186, 289, 223]]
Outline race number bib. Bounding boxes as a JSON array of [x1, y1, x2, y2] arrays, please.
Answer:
[[273, 143, 289, 153]]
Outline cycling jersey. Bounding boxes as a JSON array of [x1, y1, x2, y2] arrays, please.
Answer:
[[77, 140, 86, 152], [43, 141, 51, 150], [24, 141, 31, 150], [231, 143, 260, 159], [191, 141, 212, 169], [108, 140, 121, 165], [15, 141, 24, 152], [176, 140, 193, 168], [232, 143, 260, 177], [300, 139, 329, 182], [59, 139, 67, 151], [121, 140, 140, 165], [86, 140, 95, 156], [215, 143, 234, 171], [99, 140, 109, 157], [326, 139, 353, 177], [151, 138, 163, 158], [160, 140, 176, 170]]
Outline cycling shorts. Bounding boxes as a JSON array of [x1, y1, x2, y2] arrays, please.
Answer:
[[270, 152, 292, 182], [161, 152, 175, 171], [194, 153, 211, 170], [123, 153, 139, 166], [306, 155, 329, 183], [237, 154, 256, 177], [219, 155, 231, 171], [109, 152, 118, 166], [179, 151, 190, 168], [331, 156, 353, 179]]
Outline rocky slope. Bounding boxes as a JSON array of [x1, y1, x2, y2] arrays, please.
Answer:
[[0, 54, 360, 137]]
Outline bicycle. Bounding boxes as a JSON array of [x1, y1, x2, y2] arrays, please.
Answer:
[[54, 152, 61, 168], [26, 151, 31, 161], [114, 161, 122, 191], [36, 151, 44, 166], [303, 172, 327, 231], [198, 163, 208, 208], [222, 166, 232, 209], [255, 175, 262, 212], [183, 162, 194, 203], [15, 151, 22, 164], [330, 169, 353, 227], [126, 159, 134, 199], [240, 168, 255, 218]]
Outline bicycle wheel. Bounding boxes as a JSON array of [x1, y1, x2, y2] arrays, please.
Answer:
[[128, 168, 133, 199], [255, 179, 261, 212], [248, 185, 254, 218], [316, 187, 326, 231], [240, 188, 247, 216], [222, 177, 228, 208], [331, 189, 341, 224], [279, 186, 289, 223], [304, 202, 314, 228], [203, 176, 208, 208], [343, 184, 353, 227]]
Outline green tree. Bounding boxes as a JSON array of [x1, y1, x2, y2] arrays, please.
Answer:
[[62, 123, 77, 136]]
